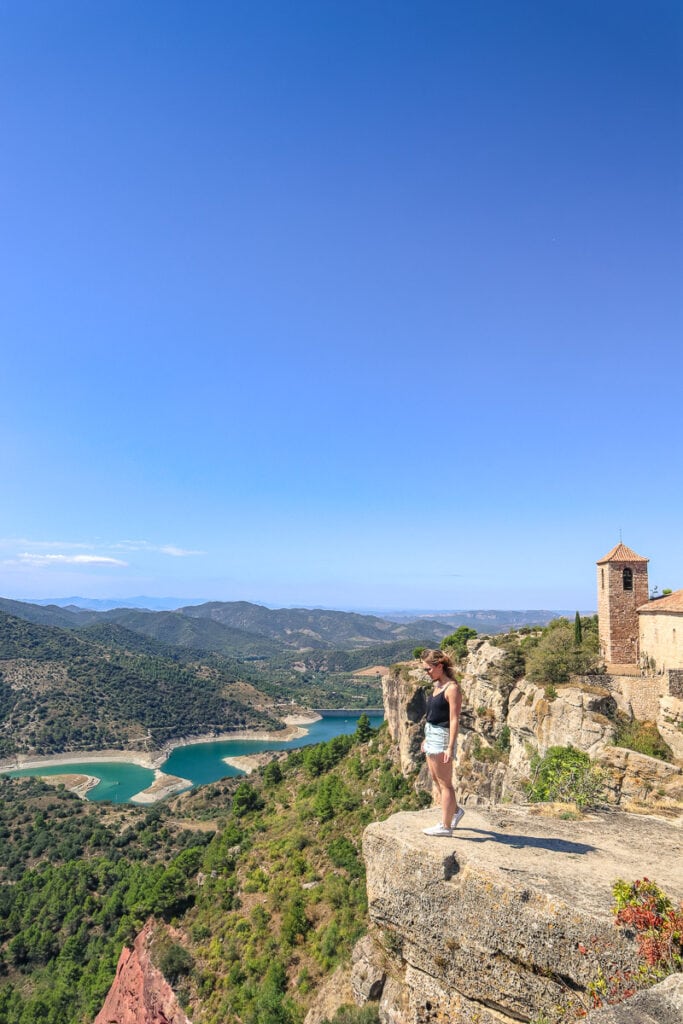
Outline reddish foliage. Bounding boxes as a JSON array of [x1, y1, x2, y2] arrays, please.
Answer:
[[615, 888, 683, 969]]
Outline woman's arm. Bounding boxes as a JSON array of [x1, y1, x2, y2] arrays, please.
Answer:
[[444, 683, 462, 762]]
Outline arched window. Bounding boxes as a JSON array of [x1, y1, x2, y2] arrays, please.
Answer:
[[601, 568, 604, 590], [623, 567, 633, 591]]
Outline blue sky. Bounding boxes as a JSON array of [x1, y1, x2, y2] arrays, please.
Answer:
[[1, 1, 681, 611]]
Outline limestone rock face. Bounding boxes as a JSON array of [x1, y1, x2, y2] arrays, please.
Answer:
[[599, 746, 682, 805], [460, 638, 510, 739], [360, 805, 683, 1024], [382, 665, 429, 785], [507, 678, 617, 774], [658, 695, 683, 762], [94, 920, 191, 1024], [303, 964, 355, 1024], [350, 934, 387, 1003]]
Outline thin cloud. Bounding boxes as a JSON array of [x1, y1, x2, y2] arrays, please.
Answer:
[[159, 545, 205, 557], [112, 540, 204, 556], [18, 553, 128, 568], [0, 538, 95, 550]]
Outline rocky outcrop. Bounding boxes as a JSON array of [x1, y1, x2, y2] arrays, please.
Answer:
[[658, 695, 683, 762], [507, 678, 618, 775], [356, 805, 683, 1024], [460, 638, 511, 738], [384, 646, 683, 815], [382, 665, 428, 778], [382, 665, 433, 796], [94, 920, 191, 1024], [599, 746, 683, 806]]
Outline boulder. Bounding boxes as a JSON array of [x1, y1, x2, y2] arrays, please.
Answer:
[[361, 804, 683, 1024]]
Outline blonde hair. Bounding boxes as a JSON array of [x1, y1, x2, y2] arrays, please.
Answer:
[[421, 648, 458, 681]]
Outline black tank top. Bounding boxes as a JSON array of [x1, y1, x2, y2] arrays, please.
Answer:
[[426, 685, 451, 726]]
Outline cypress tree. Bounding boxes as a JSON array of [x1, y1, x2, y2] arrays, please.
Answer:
[[574, 611, 583, 647]]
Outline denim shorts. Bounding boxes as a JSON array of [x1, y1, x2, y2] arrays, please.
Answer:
[[424, 722, 452, 756]]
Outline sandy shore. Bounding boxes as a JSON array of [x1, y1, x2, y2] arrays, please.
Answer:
[[38, 773, 100, 799], [31, 768, 193, 804], [130, 769, 193, 804], [223, 753, 274, 774], [0, 749, 161, 772]]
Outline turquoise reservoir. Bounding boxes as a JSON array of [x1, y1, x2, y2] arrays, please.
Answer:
[[8, 761, 155, 803], [6, 713, 383, 802]]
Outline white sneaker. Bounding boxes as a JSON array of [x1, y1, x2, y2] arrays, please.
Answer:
[[423, 823, 453, 837], [451, 807, 465, 829]]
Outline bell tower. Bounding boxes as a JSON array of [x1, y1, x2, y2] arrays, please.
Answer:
[[596, 543, 649, 667]]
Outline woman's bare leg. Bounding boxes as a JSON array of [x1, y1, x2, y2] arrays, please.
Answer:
[[430, 753, 456, 827]]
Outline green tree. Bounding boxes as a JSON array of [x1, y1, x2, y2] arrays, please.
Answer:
[[232, 781, 264, 817], [263, 760, 283, 785], [354, 713, 374, 743], [441, 626, 477, 660], [526, 617, 600, 685], [574, 611, 582, 646]]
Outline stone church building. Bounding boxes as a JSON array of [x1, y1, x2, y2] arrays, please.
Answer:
[[597, 542, 683, 674]]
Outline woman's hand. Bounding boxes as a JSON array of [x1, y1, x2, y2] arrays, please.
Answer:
[[442, 750, 452, 764]]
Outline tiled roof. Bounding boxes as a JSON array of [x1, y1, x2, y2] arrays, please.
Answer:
[[638, 589, 683, 614], [596, 542, 649, 564]]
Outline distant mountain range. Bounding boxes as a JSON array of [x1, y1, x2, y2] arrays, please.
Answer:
[[0, 596, 450, 655], [28, 596, 207, 612], [0, 596, 579, 659]]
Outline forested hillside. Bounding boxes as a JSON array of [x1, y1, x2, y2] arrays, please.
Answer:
[[0, 598, 427, 760], [0, 721, 424, 1024], [0, 613, 280, 758]]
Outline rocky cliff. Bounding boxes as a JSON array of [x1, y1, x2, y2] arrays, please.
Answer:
[[383, 642, 683, 812], [354, 804, 683, 1024], [94, 920, 191, 1024]]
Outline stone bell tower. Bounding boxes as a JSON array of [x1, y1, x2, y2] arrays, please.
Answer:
[[596, 542, 649, 667]]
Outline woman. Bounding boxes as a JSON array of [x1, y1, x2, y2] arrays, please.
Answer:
[[420, 648, 464, 837]]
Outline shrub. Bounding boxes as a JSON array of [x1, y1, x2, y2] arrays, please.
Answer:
[[612, 878, 683, 972], [158, 941, 194, 984], [525, 746, 607, 809], [613, 717, 673, 762], [322, 1007, 380, 1024], [327, 837, 363, 877]]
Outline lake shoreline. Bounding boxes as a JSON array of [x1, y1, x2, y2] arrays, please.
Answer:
[[0, 713, 322, 774], [0, 713, 322, 802]]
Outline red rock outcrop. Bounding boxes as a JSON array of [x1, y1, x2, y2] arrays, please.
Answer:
[[94, 920, 191, 1024]]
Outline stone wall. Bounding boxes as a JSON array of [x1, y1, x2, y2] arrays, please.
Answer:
[[582, 673, 666, 722], [670, 671, 683, 699]]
